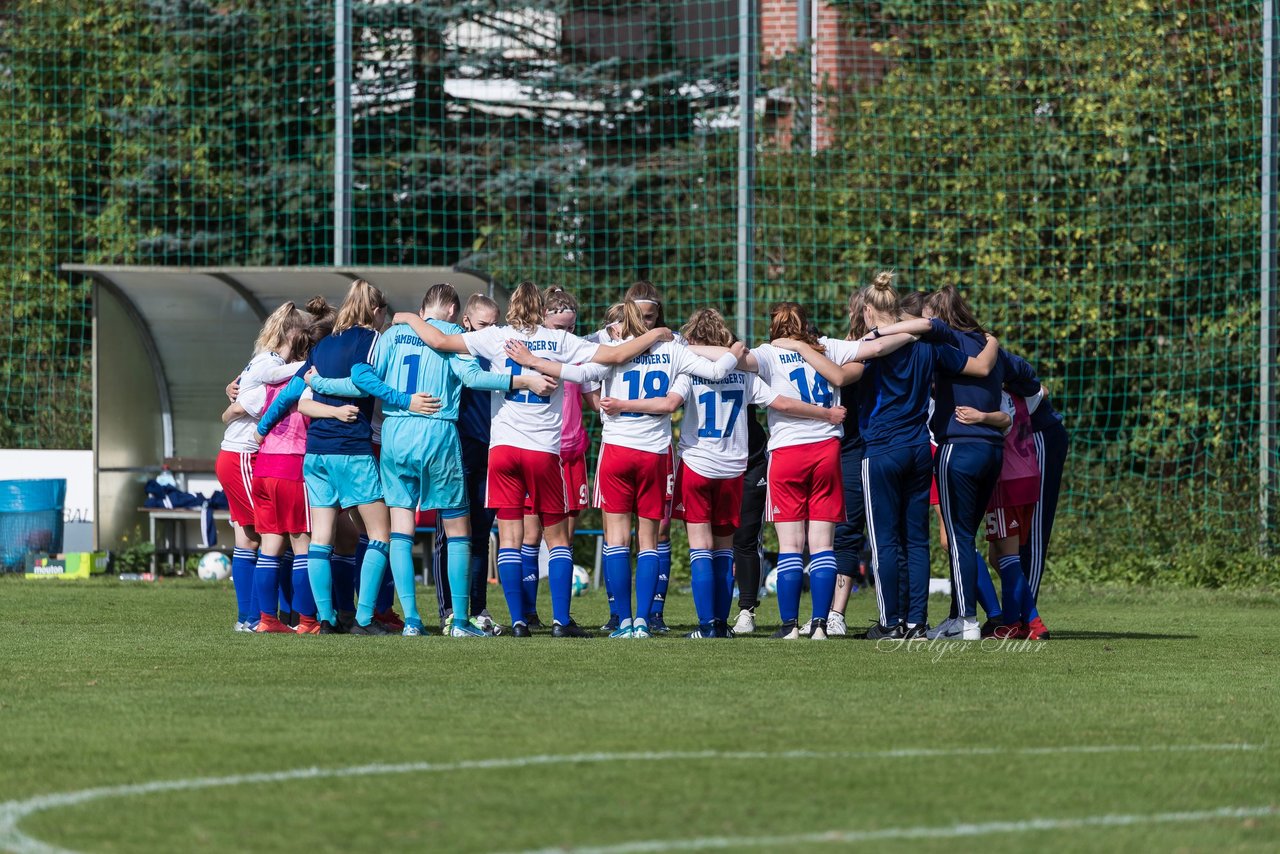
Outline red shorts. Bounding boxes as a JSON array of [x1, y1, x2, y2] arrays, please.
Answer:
[[251, 476, 311, 535], [594, 443, 673, 520], [673, 463, 742, 535], [929, 444, 940, 506], [216, 449, 257, 528], [985, 504, 1034, 544], [488, 445, 567, 522], [766, 438, 845, 523]]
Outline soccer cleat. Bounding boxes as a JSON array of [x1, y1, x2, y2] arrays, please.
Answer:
[[337, 612, 357, 633], [926, 617, 963, 640], [960, 617, 981, 640], [632, 620, 652, 639], [980, 618, 1001, 639], [318, 620, 342, 635], [600, 613, 621, 632], [902, 623, 930, 640], [401, 622, 425, 637], [810, 618, 829, 641], [234, 621, 252, 633], [1025, 616, 1051, 640], [255, 613, 294, 634], [349, 620, 392, 636], [609, 622, 635, 639], [712, 619, 734, 639], [449, 621, 488, 638], [295, 615, 321, 635], [992, 622, 1024, 640], [375, 609, 405, 632], [551, 620, 593, 638], [684, 625, 715, 639], [798, 619, 814, 637], [648, 612, 670, 634], [732, 608, 756, 635], [826, 612, 848, 636], [525, 613, 546, 631], [863, 622, 906, 641], [511, 622, 532, 638], [770, 621, 800, 640]]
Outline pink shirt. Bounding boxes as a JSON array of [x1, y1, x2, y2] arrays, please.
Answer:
[[560, 381, 589, 459], [254, 380, 308, 481]]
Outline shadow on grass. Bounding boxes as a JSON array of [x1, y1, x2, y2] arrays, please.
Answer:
[[1047, 630, 1199, 641]]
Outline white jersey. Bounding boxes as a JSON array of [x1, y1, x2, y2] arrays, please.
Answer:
[[585, 341, 738, 454], [221, 351, 298, 452], [671, 371, 775, 478], [752, 337, 862, 451], [590, 326, 687, 347], [464, 324, 600, 454]]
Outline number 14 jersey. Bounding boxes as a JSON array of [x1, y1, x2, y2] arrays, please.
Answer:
[[751, 338, 863, 452]]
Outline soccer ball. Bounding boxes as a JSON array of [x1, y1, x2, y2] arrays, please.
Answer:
[[572, 565, 591, 597], [197, 551, 232, 581], [764, 566, 778, 596]]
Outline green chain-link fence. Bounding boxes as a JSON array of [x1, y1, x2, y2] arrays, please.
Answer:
[[1, 1, 1274, 577]]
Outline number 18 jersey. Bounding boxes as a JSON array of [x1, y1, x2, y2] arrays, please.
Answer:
[[671, 371, 775, 478], [587, 340, 736, 454], [751, 338, 862, 451]]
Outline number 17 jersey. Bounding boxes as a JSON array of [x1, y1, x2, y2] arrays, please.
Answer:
[[671, 371, 776, 478]]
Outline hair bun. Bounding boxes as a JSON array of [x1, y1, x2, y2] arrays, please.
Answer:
[[873, 270, 895, 291], [305, 295, 330, 315]]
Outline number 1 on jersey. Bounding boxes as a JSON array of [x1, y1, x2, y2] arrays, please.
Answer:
[[504, 358, 550, 404], [788, 366, 832, 407], [696, 389, 743, 438]]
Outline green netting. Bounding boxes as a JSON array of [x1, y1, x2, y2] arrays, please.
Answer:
[[0, 1, 1274, 557]]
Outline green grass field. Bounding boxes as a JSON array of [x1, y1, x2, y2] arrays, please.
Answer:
[[1, 578, 1277, 853]]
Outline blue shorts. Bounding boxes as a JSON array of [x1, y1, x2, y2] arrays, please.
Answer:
[[380, 417, 468, 512], [303, 453, 382, 508]]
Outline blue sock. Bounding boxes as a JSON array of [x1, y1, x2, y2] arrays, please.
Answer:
[[355, 540, 390, 626], [635, 549, 660, 624], [712, 549, 735, 623], [775, 552, 803, 625], [998, 554, 1030, 623], [447, 538, 472, 625], [603, 545, 632, 623], [230, 547, 257, 623], [253, 553, 280, 621], [689, 548, 714, 628], [389, 532, 420, 625], [278, 549, 293, 614], [520, 543, 540, 618], [331, 552, 357, 615], [807, 550, 837, 621], [291, 552, 316, 618], [548, 545, 574, 626], [654, 540, 671, 615], [974, 549, 1002, 621], [376, 562, 395, 613], [497, 548, 525, 625], [307, 544, 335, 624], [603, 547, 618, 616]]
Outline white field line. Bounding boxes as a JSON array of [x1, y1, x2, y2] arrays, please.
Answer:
[[511, 806, 1280, 854], [0, 743, 1266, 854]]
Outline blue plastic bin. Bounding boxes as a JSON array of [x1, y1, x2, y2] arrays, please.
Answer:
[[0, 479, 66, 571]]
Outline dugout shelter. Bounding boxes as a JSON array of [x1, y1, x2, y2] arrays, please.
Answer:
[[62, 265, 501, 551]]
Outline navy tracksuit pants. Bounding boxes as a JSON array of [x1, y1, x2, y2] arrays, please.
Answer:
[[935, 441, 1003, 620]]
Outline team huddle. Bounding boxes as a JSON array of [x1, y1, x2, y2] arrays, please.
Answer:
[[215, 275, 1068, 641]]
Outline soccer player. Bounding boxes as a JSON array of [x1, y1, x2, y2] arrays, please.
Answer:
[[309, 283, 554, 637], [257, 280, 439, 635], [737, 302, 916, 639], [392, 281, 672, 638], [218, 301, 310, 630], [515, 286, 590, 630], [847, 273, 997, 640], [432, 293, 503, 634], [233, 322, 359, 633], [518, 300, 742, 638]]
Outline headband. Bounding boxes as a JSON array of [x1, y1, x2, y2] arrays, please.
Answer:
[[632, 299, 659, 306]]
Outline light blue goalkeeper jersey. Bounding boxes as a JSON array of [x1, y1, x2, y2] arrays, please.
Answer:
[[310, 319, 510, 421]]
